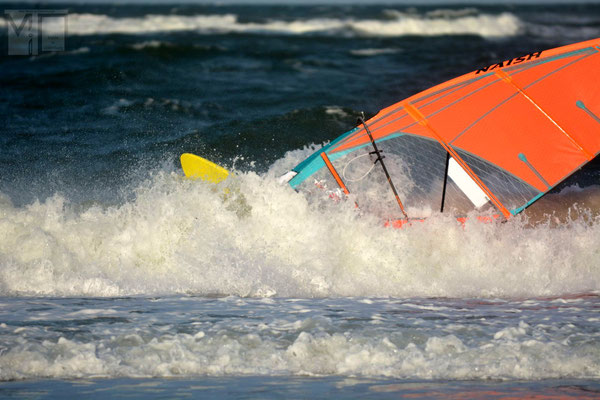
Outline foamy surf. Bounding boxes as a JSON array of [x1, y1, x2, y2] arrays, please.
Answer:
[[0, 149, 599, 299], [0, 296, 599, 381]]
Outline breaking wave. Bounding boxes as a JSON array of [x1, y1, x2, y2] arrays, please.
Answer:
[[2, 317, 598, 381], [0, 148, 599, 298], [0, 11, 523, 38]]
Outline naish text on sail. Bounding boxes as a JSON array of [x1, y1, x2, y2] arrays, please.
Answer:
[[476, 51, 543, 74]]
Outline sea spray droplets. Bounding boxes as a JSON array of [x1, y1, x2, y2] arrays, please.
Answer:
[[0, 154, 600, 297]]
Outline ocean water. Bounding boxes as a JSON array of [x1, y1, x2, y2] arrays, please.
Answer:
[[1, 2, 600, 398]]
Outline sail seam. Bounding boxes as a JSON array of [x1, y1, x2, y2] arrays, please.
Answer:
[[403, 102, 511, 219], [495, 68, 594, 160], [518, 153, 551, 189], [449, 51, 594, 145]]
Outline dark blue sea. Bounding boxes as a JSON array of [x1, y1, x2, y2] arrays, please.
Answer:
[[1, 2, 600, 398]]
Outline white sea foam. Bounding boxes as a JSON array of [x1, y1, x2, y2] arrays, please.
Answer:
[[324, 106, 349, 117], [0, 292, 597, 381], [102, 98, 134, 115], [0, 148, 599, 298], [0, 11, 522, 38], [0, 312, 598, 381], [350, 48, 401, 57], [130, 40, 170, 50]]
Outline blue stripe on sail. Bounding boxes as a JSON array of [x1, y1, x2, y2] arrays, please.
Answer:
[[288, 127, 359, 189], [518, 152, 551, 189], [576, 100, 600, 125], [511, 192, 546, 215], [510, 149, 600, 216], [501, 46, 597, 75]]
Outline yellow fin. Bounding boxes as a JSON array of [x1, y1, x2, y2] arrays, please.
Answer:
[[180, 153, 230, 183]]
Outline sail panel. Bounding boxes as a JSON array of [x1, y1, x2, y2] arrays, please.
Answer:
[[453, 149, 541, 214], [328, 135, 477, 218], [450, 93, 589, 192], [289, 38, 600, 218], [508, 48, 600, 163]]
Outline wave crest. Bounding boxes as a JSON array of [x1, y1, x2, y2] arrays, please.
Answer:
[[0, 11, 522, 38]]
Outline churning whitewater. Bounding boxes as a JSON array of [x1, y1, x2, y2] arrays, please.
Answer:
[[1, 148, 599, 298], [1, 295, 600, 381]]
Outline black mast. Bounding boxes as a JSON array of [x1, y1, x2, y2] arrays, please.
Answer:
[[358, 113, 408, 220], [440, 152, 450, 213]]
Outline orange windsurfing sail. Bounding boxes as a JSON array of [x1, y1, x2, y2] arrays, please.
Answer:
[[286, 38, 600, 220]]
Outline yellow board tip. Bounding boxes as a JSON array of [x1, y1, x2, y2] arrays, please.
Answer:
[[180, 153, 230, 183]]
